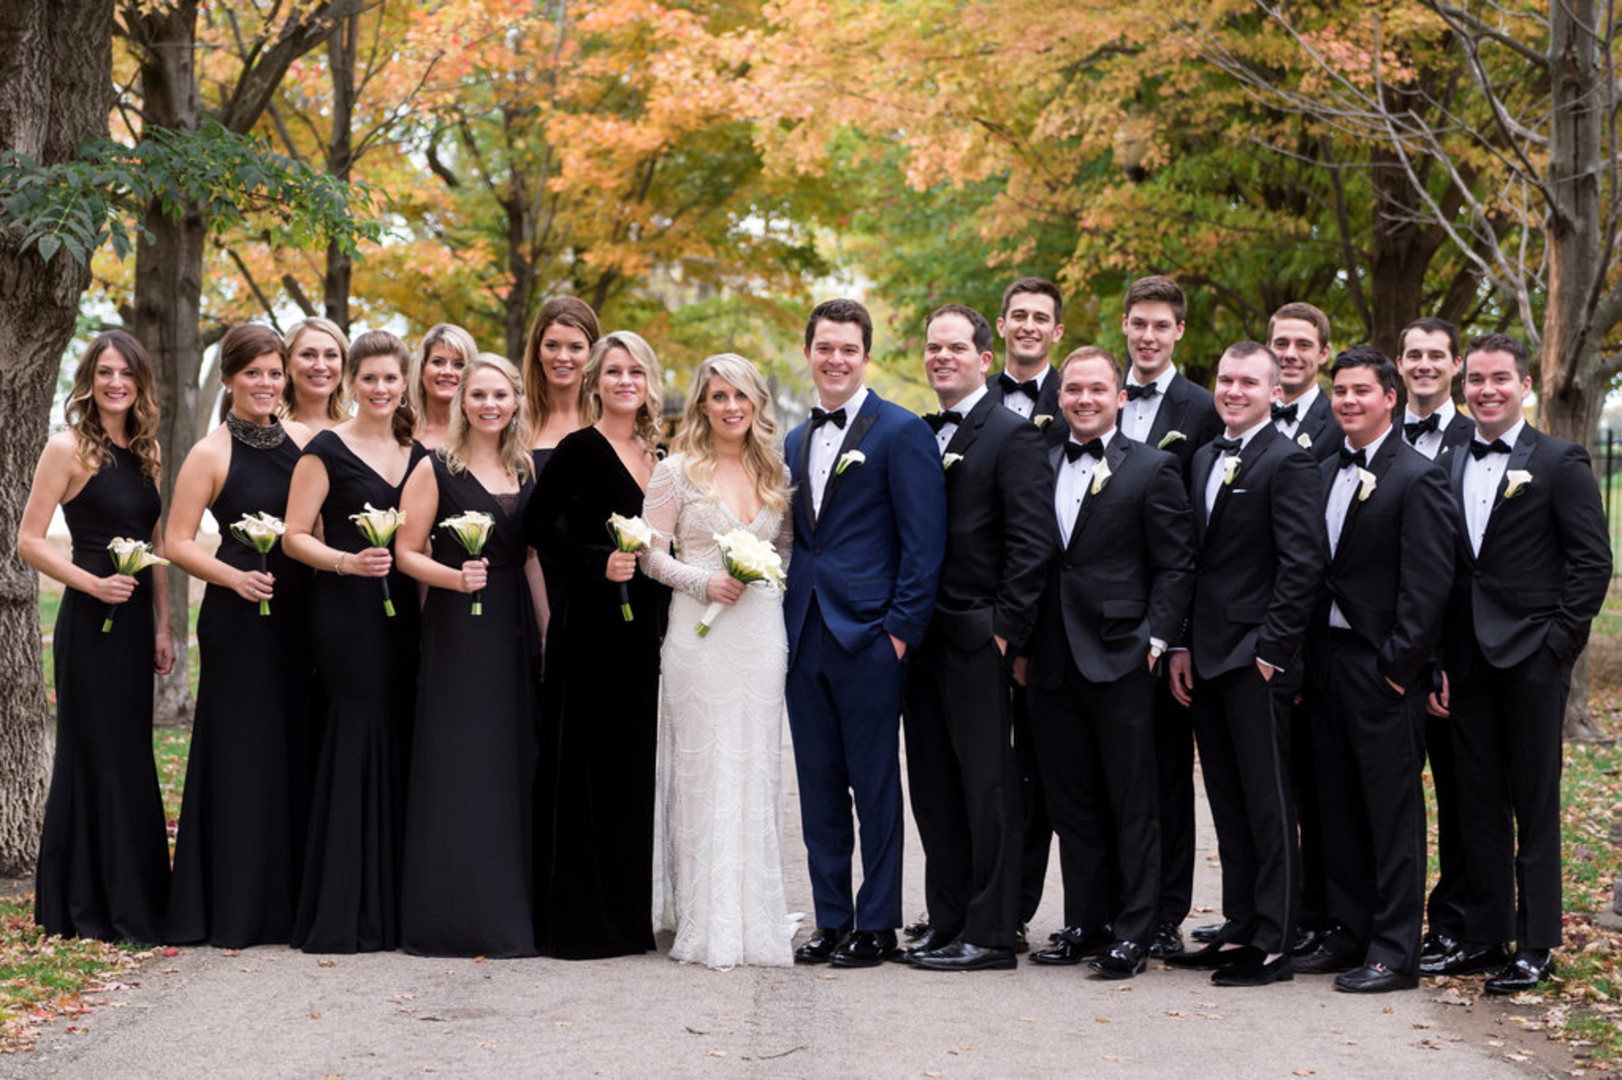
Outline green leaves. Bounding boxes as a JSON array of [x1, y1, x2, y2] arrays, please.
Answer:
[[0, 120, 381, 266]]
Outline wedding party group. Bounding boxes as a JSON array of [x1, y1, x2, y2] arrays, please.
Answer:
[[16, 273, 1610, 1000]]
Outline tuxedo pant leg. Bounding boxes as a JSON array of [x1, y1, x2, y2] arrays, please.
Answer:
[[1012, 686, 1052, 925], [1450, 659, 1516, 948], [839, 632, 908, 932], [785, 611, 855, 932], [1092, 665, 1161, 945], [1310, 663, 1375, 954], [1424, 708, 1468, 942], [1290, 695, 1330, 936], [1152, 682, 1195, 928], [1497, 649, 1570, 950], [1028, 677, 1112, 932], [902, 642, 969, 940], [1189, 674, 1257, 943]]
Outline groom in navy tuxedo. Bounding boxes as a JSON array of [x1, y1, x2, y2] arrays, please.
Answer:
[[784, 299, 947, 967]]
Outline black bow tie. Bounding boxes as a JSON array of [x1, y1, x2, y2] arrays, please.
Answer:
[[1338, 446, 1367, 470], [1404, 413, 1440, 442], [1064, 438, 1104, 463], [1000, 372, 1040, 400], [1272, 402, 1298, 424], [924, 409, 964, 433], [1210, 436, 1242, 454], [1124, 382, 1158, 402], [1470, 438, 1511, 460], [810, 406, 847, 430]]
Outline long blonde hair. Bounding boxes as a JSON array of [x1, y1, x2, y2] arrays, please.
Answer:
[[672, 353, 788, 514], [522, 296, 600, 435], [582, 330, 663, 450], [441, 355, 534, 485], [410, 323, 479, 423], [65, 329, 162, 483], [281, 316, 350, 423]]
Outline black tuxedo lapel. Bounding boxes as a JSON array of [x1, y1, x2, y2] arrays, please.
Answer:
[[1145, 374, 1184, 448], [1480, 425, 1537, 554], [1191, 444, 1217, 542], [818, 396, 880, 524], [1208, 424, 1277, 538], [794, 426, 815, 535], [1067, 436, 1129, 553], [1330, 433, 1396, 571], [943, 394, 994, 459], [1449, 440, 1474, 566]]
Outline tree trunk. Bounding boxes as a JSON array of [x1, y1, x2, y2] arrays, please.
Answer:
[[322, 13, 358, 333], [0, 0, 114, 873]]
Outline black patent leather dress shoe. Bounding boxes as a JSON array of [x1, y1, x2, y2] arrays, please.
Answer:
[[1290, 926, 1330, 958], [1418, 930, 1459, 966], [1014, 922, 1029, 954], [1030, 926, 1113, 965], [1212, 953, 1293, 987], [1483, 950, 1553, 995], [1163, 942, 1260, 970], [1148, 922, 1185, 958], [1419, 940, 1513, 977], [903, 915, 931, 940], [913, 941, 1017, 972], [1293, 944, 1360, 974], [1334, 962, 1418, 994], [895, 925, 956, 963], [795, 926, 845, 964], [1090, 940, 1147, 979], [1191, 920, 1236, 944], [831, 929, 898, 968]]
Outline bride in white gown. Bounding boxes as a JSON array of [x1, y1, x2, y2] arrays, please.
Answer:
[[641, 353, 798, 969]]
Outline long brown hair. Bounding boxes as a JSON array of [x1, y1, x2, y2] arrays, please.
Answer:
[[281, 317, 350, 423], [64, 329, 161, 482], [522, 296, 600, 434], [441, 355, 533, 485], [671, 353, 788, 514], [582, 330, 663, 450], [217, 324, 287, 422], [346, 330, 417, 447]]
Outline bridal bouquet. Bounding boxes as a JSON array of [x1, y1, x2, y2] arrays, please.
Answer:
[[229, 512, 285, 615], [103, 537, 169, 633], [606, 512, 653, 622], [695, 528, 785, 638], [440, 510, 496, 615], [350, 503, 405, 617]]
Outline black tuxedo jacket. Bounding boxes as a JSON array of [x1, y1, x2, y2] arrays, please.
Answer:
[[1441, 424, 1611, 675], [1288, 390, 1342, 462], [1182, 423, 1324, 681], [985, 367, 1064, 444], [1410, 409, 1475, 462], [1140, 371, 1224, 485], [1307, 434, 1454, 690], [1027, 436, 1195, 688], [932, 394, 1056, 652]]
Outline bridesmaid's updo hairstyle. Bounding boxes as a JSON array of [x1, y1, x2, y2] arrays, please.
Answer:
[[672, 353, 788, 514], [441, 354, 533, 484], [65, 328, 162, 483], [409, 323, 479, 419], [346, 330, 417, 447], [217, 324, 288, 422], [281, 316, 351, 423], [522, 296, 600, 432], [582, 330, 663, 450]]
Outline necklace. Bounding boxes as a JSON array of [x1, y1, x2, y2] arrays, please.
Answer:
[[225, 411, 287, 450]]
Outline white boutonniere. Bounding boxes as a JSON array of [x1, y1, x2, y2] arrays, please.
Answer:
[[1157, 431, 1186, 449], [836, 449, 865, 476], [942, 452, 963, 471], [1090, 459, 1112, 496], [1297, 431, 1313, 449], [1222, 456, 1241, 486], [1505, 469, 1532, 498], [1355, 466, 1377, 502], [1033, 414, 1054, 429]]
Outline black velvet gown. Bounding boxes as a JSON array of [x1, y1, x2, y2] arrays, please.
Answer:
[[400, 454, 538, 957], [35, 444, 169, 944], [291, 430, 425, 953], [167, 428, 313, 947], [523, 426, 666, 959]]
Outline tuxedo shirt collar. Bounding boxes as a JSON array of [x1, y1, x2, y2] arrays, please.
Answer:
[[1283, 381, 1321, 416], [818, 384, 868, 420], [1227, 415, 1272, 451], [1126, 364, 1177, 394], [1473, 416, 1526, 451], [1404, 398, 1456, 427], [944, 384, 988, 419], [1339, 424, 1393, 469]]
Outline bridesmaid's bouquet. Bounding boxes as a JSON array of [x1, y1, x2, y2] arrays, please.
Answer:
[[229, 512, 285, 615], [695, 528, 785, 638], [350, 503, 405, 617], [440, 510, 496, 616], [605, 512, 653, 622], [103, 537, 169, 633]]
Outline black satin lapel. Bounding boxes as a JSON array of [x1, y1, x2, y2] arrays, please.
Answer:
[[820, 407, 879, 518], [1482, 427, 1536, 549], [794, 426, 817, 533], [1069, 437, 1129, 550]]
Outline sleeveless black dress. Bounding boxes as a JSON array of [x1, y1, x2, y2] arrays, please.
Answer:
[[400, 455, 539, 957], [35, 444, 169, 943], [291, 430, 426, 953], [167, 428, 313, 946]]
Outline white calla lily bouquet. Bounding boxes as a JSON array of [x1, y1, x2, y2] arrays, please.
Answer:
[[606, 512, 654, 621], [350, 503, 405, 617], [104, 537, 169, 633], [696, 528, 786, 638], [440, 511, 496, 615], [230, 512, 285, 615]]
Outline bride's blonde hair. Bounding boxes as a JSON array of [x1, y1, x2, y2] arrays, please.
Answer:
[[671, 353, 788, 514]]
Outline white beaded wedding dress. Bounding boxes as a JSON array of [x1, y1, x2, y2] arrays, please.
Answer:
[[642, 454, 798, 969]]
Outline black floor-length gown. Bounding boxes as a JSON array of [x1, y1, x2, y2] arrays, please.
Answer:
[[291, 430, 425, 954], [400, 455, 538, 957], [35, 444, 169, 943], [523, 426, 666, 959], [167, 428, 312, 946]]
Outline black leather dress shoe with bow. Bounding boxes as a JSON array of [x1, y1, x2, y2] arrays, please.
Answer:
[[1334, 962, 1418, 994], [1419, 940, 1513, 977], [1212, 953, 1293, 987], [1090, 941, 1147, 979], [1148, 922, 1185, 958], [795, 926, 845, 964], [1030, 926, 1113, 965], [895, 925, 956, 963], [830, 929, 898, 968], [1483, 950, 1554, 995], [913, 941, 1018, 972], [1163, 942, 1260, 970]]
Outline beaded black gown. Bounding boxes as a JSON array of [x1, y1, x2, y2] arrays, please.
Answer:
[[167, 424, 313, 947], [400, 455, 539, 957], [35, 444, 169, 944], [291, 430, 425, 953]]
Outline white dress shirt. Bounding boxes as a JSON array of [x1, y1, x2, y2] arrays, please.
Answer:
[[1120, 365, 1177, 443], [1054, 427, 1115, 548], [808, 386, 868, 517], [934, 385, 987, 453], [1402, 398, 1457, 461], [998, 367, 1048, 420], [1325, 426, 1392, 629], [1462, 418, 1524, 557], [1203, 417, 1270, 519], [1274, 383, 1321, 441]]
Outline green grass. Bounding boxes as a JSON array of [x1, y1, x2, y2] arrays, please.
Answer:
[[0, 894, 142, 1052]]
